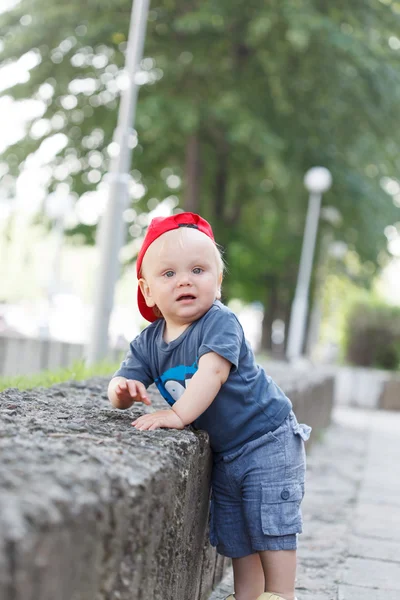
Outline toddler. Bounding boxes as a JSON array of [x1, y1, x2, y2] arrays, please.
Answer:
[[108, 212, 311, 600]]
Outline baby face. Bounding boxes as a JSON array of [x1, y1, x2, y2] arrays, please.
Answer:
[[139, 227, 222, 328]]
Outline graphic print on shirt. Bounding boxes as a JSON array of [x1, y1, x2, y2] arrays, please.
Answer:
[[154, 361, 198, 406]]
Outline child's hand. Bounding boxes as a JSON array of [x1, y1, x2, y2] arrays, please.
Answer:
[[115, 379, 151, 406], [132, 409, 184, 431], [108, 377, 151, 409]]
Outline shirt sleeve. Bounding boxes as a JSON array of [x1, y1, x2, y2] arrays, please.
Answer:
[[113, 332, 154, 388], [197, 308, 243, 369]]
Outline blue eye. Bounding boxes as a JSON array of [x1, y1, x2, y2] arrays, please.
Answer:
[[193, 267, 203, 274], [164, 270, 174, 278]]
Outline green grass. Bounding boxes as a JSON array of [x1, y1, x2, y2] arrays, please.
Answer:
[[0, 359, 121, 392]]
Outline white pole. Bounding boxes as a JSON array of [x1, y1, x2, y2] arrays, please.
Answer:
[[286, 191, 322, 361], [86, 0, 150, 365], [39, 216, 65, 339], [48, 216, 65, 303]]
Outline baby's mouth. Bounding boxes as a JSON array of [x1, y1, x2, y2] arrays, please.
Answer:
[[177, 294, 196, 301]]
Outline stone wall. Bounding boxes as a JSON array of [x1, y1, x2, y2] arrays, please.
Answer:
[[379, 375, 400, 410], [0, 371, 334, 600], [0, 334, 123, 377], [334, 365, 400, 410]]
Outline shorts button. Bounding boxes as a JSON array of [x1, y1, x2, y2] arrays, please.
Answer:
[[281, 489, 290, 500]]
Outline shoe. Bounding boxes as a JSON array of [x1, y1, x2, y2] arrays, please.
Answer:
[[256, 594, 298, 600]]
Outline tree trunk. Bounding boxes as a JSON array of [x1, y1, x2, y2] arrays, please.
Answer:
[[183, 134, 201, 213], [283, 298, 292, 355], [215, 155, 227, 220], [260, 278, 278, 351], [261, 311, 272, 352], [213, 138, 229, 222]]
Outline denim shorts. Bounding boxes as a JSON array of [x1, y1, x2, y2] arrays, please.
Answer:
[[209, 411, 311, 558]]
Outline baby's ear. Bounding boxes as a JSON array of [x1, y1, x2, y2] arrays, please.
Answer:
[[138, 278, 156, 307]]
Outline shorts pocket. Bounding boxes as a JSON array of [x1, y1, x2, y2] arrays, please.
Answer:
[[261, 482, 304, 536]]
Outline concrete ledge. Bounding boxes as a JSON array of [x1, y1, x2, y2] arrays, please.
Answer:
[[379, 376, 400, 411], [266, 364, 334, 438], [276, 373, 333, 437], [334, 365, 400, 410], [0, 372, 334, 599]]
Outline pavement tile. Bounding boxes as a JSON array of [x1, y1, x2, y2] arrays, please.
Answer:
[[296, 593, 335, 600], [368, 431, 400, 455], [340, 556, 400, 590], [348, 534, 400, 563], [353, 502, 400, 540], [358, 484, 400, 506], [338, 584, 399, 600]]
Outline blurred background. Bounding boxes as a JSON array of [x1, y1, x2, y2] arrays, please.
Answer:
[[0, 0, 399, 378]]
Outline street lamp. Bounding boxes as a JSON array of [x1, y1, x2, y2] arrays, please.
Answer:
[[40, 189, 73, 337], [86, 0, 150, 364], [286, 166, 332, 361], [45, 190, 73, 299]]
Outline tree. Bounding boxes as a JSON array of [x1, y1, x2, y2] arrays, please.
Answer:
[[1, 0, 400, 348]]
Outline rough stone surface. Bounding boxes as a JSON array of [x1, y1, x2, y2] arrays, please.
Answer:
[[0, 379, 215, 600], [0, 372, 334, 600], [209, 407, 400, 600]]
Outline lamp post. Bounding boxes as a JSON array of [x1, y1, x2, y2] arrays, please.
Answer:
[[286, 166, 332, 361], [86, 0, 150, 365], [40, 190, 73, 337]]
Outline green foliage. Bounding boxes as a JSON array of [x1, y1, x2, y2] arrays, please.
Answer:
[[0, 358, 120, 391], [1, 0, 400, 340], [344, 301, 400, 370]]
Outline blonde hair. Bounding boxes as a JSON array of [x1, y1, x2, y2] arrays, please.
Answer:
[[142, 227, 225, 277], [214, 242, 225, 277], [141, 228, 226, 320]]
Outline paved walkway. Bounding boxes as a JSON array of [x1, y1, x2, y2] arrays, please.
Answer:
[[208, 406, 400, 599]]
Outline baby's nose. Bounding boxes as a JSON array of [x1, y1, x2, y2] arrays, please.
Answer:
[[177, 272, 192, 285]]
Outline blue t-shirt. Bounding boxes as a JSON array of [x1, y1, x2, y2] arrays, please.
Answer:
[[114, 301, 292, 455]]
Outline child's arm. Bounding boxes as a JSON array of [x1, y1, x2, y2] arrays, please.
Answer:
[[108, 376, 151, 410], [172, 352, 231, 424], [131, 352, 231, 431]]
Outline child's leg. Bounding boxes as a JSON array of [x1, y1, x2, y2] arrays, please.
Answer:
[[232, 553, 265, 600], [258, 549, 296, 600]]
